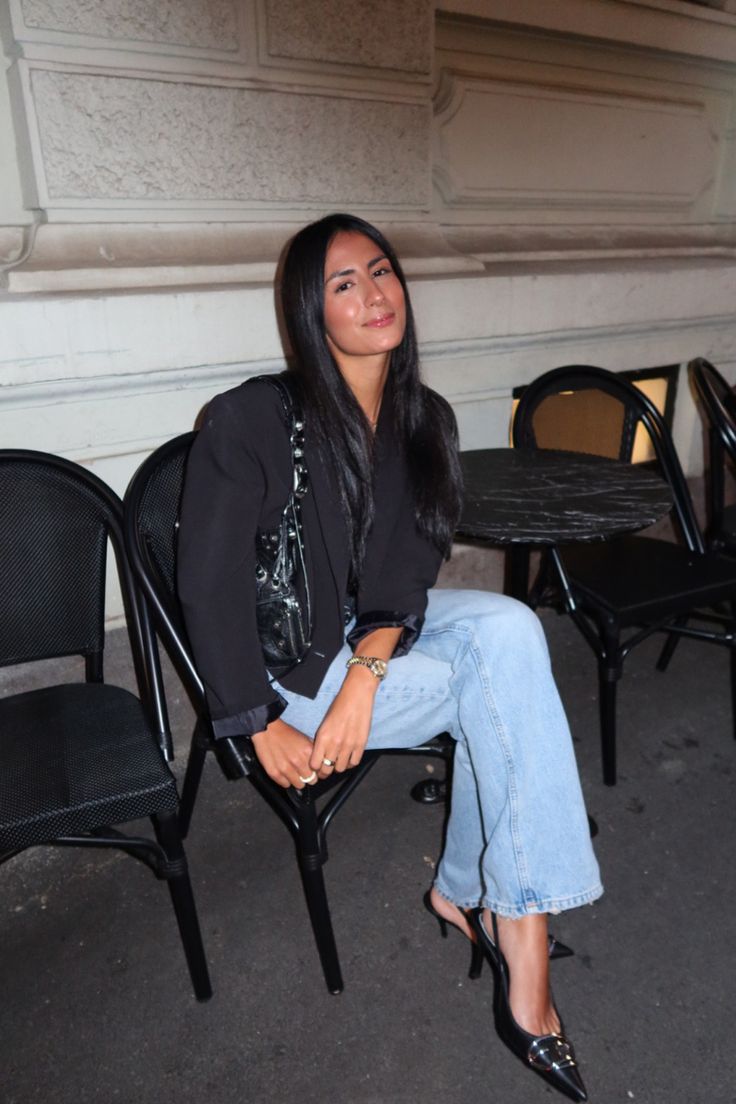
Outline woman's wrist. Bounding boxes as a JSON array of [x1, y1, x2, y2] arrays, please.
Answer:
[[343, 664, 382, 693], [345, 655, 388, 681], [254, 716, 288, 740]]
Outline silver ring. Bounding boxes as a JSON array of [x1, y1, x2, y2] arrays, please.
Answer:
[[322, 757, 335, 767], [298, 770, 318, 784]]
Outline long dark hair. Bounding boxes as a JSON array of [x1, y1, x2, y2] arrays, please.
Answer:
[[280, 213, 462, 577]]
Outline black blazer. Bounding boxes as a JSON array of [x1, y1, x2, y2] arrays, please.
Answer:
[[177, 375, 446, 738]]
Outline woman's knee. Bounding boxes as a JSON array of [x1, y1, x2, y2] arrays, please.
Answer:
[[443, 591, 550, 668], [433, 588, 542, 635]]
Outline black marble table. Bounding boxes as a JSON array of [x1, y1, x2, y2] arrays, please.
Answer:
[[410, 447, 672, 811], [458, 447, 673, 546]]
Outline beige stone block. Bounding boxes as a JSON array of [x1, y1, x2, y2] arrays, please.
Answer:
[[264, 0, 430, 73], [29, 69, 430, 208], [19, 0, 240, 49]]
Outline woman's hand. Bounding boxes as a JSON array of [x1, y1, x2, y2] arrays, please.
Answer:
[[251, 718, 316, 789], [309, 666, 379, 777]]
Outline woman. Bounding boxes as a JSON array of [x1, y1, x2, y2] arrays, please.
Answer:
[[177, 213, 602, 1102]]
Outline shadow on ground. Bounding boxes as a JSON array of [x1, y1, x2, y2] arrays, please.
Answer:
[[2, 598, 735, 1104]]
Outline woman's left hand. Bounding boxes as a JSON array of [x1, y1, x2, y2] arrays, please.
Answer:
[[309, 668, 378, 777]]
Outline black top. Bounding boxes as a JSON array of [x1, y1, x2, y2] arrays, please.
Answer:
[[176, 375, 447, 739], [458, 448, 673, 545]]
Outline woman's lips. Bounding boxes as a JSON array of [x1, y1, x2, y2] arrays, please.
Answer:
[[364, 313, 395, 328]]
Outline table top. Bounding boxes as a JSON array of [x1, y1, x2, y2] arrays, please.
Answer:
[[457, 448, 673, 545]]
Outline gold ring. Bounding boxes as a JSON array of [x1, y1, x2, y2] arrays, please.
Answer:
[[298, 770, 318, 784], [322, 757, 335, 767]]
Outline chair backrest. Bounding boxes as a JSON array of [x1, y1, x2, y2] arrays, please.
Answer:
[[689, 357, 736, 546], [0, 449, 172, 753], [0, 451, 125, 671], [513, 364, 705, 554], [517, 384, 635, 461], [690, 357, 736, 460], [124, 433, 207, 716]]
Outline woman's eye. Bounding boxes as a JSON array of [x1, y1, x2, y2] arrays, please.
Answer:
[[372, 266, 392, 278], [335, 280, 352, 293]]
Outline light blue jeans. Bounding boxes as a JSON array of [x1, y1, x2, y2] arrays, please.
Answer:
[[273, 589, 602, 919]]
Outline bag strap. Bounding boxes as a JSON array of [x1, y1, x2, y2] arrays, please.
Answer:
[[254, 374, 312, 636], [252, 374, 308, 500]]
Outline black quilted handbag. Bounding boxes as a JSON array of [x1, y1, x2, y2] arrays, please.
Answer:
[[254, 376, 312, 677]]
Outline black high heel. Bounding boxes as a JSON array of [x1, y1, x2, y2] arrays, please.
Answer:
[[423, 891, 574, 972], [548, 934, 575, 960], [423, 891, 484, 978], [467, 908, 588, 1103]]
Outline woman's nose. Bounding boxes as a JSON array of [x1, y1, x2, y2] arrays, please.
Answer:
[[365, 282, 386, 306]]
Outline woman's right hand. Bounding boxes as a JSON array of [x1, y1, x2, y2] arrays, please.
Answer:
[[251, 718, 316, 789]]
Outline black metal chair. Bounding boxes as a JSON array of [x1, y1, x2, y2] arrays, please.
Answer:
[[0, 450, 212, 1001], [513, 365, 736, 786], [124, 432, 453, 995], [690, 357, 736, 554]]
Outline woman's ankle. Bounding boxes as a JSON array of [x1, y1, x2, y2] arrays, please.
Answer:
[[491, 911, 560, 1036], [430, 887, 475, 941]]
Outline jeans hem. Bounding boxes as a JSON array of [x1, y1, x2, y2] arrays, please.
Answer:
[[434, 880, 604, 920]]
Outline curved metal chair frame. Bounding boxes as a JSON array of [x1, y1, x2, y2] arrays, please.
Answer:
[[124, 432, 452, 994], [0, 450, 212, 1001], [513, 365, 736, 785], [690, 357, 736, 554]]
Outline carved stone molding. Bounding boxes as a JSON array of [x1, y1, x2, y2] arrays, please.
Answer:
[[437, 0, 736, 63], [6, 306, 736, 412], [443, 223, 736, 263], [434, 71, 717, 220], [0, 219, 482, 292]]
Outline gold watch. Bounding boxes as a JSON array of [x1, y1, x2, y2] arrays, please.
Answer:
[[346, 656, 388, 681]]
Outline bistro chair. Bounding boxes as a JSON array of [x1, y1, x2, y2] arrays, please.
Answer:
[[0, 450, 212, 1001], [689, 357, 736, 554], [513, 364, 736, 785], [124, 432, 453, 995]]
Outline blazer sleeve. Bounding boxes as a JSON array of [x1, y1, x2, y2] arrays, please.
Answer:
[[177, 387, 289, 738]]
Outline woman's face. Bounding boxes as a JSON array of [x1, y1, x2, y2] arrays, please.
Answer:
[[322, 231, 406, 376]]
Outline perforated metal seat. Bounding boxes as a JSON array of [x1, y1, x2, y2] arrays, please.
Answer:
[[0, 684, 178, 852], [0, 450, 211, 1001]]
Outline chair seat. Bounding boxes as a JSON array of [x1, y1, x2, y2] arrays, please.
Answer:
[[561, 535, 736, 624], [0, 682, 178, 853]]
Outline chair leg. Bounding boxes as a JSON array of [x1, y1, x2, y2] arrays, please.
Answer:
[[153, 812, 213, 1002], [505, 545, 531, 604], [178, 725, 208, 838], [731, 638, 736, 742], [598, 659, 620, 787], [293, 796, 344, 995], [656, 621, 685, 672], [526, 549, 552, 611], [409, 739, 455, 804]]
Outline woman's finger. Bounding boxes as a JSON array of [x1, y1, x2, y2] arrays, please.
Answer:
[[309, 732, 340, 773], [313, 755, 337, 781]]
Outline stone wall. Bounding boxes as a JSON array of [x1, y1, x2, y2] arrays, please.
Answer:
[[1, 0, 736, 618]]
